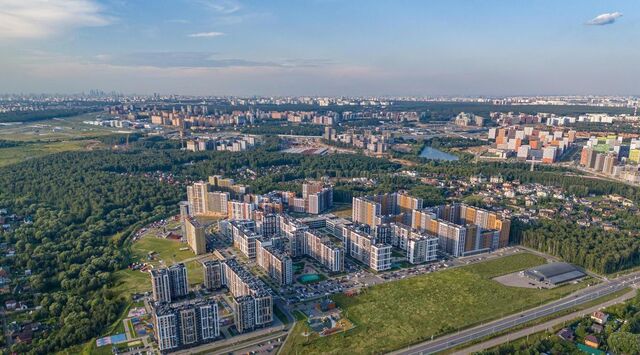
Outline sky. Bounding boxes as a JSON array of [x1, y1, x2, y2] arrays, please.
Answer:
[[0, 0, 638, 96]]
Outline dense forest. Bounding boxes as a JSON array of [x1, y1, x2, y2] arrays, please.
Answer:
[[424, 136, 487, 149], [0, 150, 182, 353], [519, 219, 640, 274], [0, 140, 25, 148]]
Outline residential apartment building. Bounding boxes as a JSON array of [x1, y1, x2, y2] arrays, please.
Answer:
[[256, 239, 293, 285], [302, 181, 333, 214], [187, 182, 209, 216], [207, 191, 229, 214], [228, 201, 255, 220], [184, 217, 206, 255], [150, 263, 189, 303], [151, 268, 172, 303], [229, 220, 260, 259], [411, 204, 510, 255], [186, 181, 230, 216], [352, 192, 422, 228], [209, 175, 251, 199], [202, 260, 223, 290], [277, 215, 309, 257], [153, 300, 220, 352], [343, 225, 391, 271], [302, 230, 345, 272], [221, 259, 273, 333], [437, 203, 511, 249], [389, 223, 438, 264]]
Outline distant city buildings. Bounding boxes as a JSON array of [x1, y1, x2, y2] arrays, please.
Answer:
[[487, 126, 576, 163], [454, 112, 484, 127], [185, 135, 256, 153], [579, 136, 640, 183]]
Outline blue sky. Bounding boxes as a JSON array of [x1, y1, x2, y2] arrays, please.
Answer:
[[0, 0, 638, 96]]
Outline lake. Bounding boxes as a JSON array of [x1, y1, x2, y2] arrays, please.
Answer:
[[419, 146, 459, 161]]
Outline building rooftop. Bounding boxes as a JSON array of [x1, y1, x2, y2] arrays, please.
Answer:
[[524, 262, 585, 284]]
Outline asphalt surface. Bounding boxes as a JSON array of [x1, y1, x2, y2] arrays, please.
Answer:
[[392, 273, 640, 355], [452, 290, 637, 354]]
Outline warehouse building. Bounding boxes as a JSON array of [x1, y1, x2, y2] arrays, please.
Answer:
[[524, 262, 586, 285]]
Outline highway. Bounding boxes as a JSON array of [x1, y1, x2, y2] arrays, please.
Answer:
[[392, 273, 640, 355]]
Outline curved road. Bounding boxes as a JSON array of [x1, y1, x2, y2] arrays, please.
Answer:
[[392, 273, 640, 355]]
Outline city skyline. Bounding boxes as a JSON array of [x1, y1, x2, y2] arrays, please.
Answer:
[[1, 0, 639, 96]]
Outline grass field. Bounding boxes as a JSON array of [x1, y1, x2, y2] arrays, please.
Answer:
[[330, 203, 352, 218], [0, 112, 132, 167], [281, 253, 589, 354], [0, 140, 97, 167], [0, 112, 122, 141], [112, 231, 206, 299]]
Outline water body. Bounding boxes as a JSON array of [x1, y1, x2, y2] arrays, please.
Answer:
[[419, 146, 459, 161]]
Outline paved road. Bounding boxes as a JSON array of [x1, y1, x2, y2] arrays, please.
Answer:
[[391, 273, 640, 355], [452, 289, 637, 354]]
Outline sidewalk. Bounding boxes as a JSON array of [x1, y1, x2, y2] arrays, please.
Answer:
[[452, 289, 637, 355]]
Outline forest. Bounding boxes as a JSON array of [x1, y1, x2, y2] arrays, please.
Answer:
[[519, 219, 640, 274], [0, 150, 182, 353]]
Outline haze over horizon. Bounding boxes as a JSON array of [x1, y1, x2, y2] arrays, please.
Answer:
[[1, 0, 638, 96]]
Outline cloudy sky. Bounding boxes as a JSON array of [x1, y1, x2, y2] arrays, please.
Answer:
[[0, 0, 638, 96]]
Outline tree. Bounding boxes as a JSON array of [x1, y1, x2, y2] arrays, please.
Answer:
[[608, 332, 640, 354]]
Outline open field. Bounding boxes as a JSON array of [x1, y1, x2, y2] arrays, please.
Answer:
[[0, 112, 125, 141], [0, 140, 99, 167], [281, 253, 589, 354], [0, 112, 133, 167], [112, 230, 207, 299], [329, 203, 352, 218]]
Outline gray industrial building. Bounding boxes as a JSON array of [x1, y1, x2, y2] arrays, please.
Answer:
[[524, 262, 586, 285]]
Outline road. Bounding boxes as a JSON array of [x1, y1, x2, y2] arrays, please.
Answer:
[[392, 272, 640, 355], [452, 289, 637, 354]]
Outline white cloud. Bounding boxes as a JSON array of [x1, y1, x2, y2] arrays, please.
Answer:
[[0, 0, 110, 39], [187, 31, 225, 38], [198, 0, 242, 14], [586, 12, 623, 26]]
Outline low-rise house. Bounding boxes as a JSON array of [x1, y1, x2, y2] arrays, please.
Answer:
[[590, 323, 603, 334], [584, 334, 600, 349], [557, 328, 574, 341], [591, 311, 609, 325]]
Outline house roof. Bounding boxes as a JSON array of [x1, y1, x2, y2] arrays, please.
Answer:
[[585, 334, 599, 343]]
